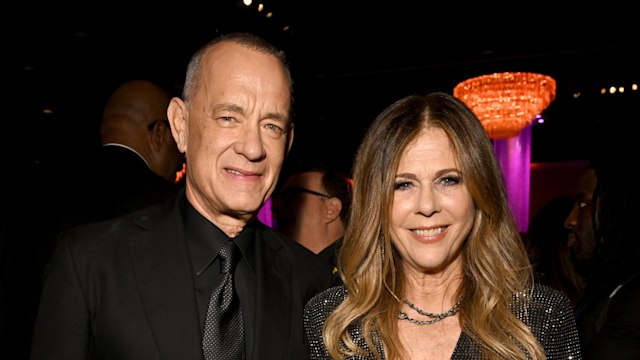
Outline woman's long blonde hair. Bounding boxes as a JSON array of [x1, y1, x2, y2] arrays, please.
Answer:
[[323, 92, 545, 359]]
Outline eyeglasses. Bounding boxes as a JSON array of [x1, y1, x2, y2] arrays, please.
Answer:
[[274, 186, 331, 201]]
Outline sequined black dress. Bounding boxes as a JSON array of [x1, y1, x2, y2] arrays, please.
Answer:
[[304, 284, 582, 359]]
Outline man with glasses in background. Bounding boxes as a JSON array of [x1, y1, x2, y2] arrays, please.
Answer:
[[272, 159, 352, 284]]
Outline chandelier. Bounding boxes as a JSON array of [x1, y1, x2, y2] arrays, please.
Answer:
[[453, 72, 557, 139]]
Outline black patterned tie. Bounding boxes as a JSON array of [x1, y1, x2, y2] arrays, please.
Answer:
[[202, 240, 245, 360]]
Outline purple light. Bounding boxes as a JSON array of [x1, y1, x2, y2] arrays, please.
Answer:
[[257, 197, 273, 227], [493, 124, 532, 233]]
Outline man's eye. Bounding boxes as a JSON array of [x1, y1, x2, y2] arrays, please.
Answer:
[[264, 123, 284, 137]]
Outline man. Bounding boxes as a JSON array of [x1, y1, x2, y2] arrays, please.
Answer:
[[569, 124, 640, 358], [564, 166, 598, 296], [31, 33, 333, 359], [272, 160, 352, 280], [71, 79, 185, 224]]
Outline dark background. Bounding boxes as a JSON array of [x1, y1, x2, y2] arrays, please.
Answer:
[[7, 2, 639, 177]]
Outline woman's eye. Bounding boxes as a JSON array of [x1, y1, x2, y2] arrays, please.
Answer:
[[440, 175, 461, 186], [394, 181, 412, 191]]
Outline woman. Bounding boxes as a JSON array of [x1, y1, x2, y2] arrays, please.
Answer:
[[304, 92, 582, 359]]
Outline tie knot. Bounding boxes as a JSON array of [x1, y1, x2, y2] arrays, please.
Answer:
[[218, 241, 240, 274]]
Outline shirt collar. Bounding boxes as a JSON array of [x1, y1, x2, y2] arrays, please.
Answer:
[[182, 196, 256, 276], [102, 143, 150, 168]]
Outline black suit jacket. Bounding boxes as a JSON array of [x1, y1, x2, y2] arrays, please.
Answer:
[[31, 190, 334, 359], [0, 146, 180, 359], [577, 272, 640, 359], [69, 144, 179, 225]]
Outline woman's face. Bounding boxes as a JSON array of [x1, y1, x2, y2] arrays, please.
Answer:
[[390, 127, 475, 276]]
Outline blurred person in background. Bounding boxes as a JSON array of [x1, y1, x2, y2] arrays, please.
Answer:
[[272, 159, 352, 282], [571, 121, 640, 359], [525, 195, 584, 307]]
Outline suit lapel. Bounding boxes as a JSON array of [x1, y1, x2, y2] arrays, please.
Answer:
[[253, 229, 295, 357], [129, 198, 203, 359]]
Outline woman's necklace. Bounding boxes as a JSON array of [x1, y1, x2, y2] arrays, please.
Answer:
[[398, 298, 462, 325]]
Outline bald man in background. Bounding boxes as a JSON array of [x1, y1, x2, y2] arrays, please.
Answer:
[[82, 79, 185, 222], [101, 80, 184, 182]]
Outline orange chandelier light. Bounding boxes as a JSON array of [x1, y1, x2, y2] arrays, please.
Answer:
[[453, 72, 557, 139]]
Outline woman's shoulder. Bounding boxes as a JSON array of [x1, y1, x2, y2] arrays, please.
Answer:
[[519, 285, 582, 357], [305, 285, 347, 314], [529, 283, 573, 308], [516, 284, 577, 331], [304, 285, 347, 335]]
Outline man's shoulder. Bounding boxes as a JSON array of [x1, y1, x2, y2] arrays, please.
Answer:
[[59, 193, 180, 250], [256, 226, 334, 284], [257, 226, 320, 259]]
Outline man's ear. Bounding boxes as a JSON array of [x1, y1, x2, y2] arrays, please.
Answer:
[[324, 197, 343, 223], [148, 120, 168, 152], [167, 97, 188, 153]]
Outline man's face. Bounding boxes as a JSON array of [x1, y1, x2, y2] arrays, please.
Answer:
[[272, 171, 328, 242], [565, 169, 598, 263], [172, 42, 293, 222]]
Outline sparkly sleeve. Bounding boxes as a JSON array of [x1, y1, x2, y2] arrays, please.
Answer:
[[528, 285, 583, 359], [304, 285, 347, 360]]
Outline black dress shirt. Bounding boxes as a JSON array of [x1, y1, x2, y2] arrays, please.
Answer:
[[182, 197, 257, 356]]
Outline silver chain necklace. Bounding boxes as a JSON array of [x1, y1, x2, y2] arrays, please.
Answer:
[[398, 298, 462, 325]]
